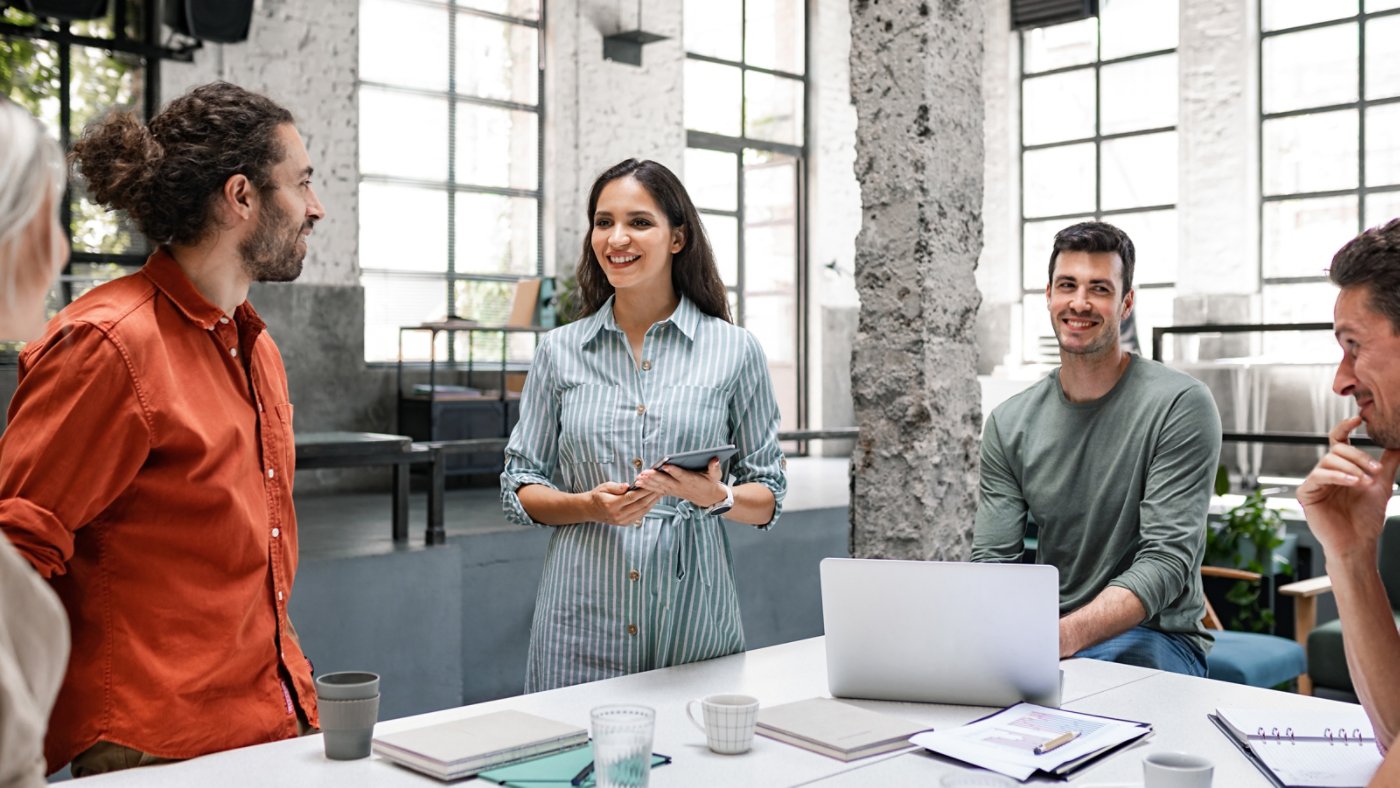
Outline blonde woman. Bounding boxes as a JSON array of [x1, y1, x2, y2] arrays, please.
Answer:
[[0, 97, 72, 787]]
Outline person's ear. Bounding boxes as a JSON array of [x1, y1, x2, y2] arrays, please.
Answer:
[[671, 226, 685, 254], [1120, 288, 1135, 321], [223, 174, 256, 222]]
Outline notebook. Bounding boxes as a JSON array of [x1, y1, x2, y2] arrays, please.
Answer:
[[820, 558, 1061, 706], [1210, 706, 1383, 787], [755, 697, 933, 761], [372, 709, 588, 781]]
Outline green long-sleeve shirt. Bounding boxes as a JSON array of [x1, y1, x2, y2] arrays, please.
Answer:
[[972, 356, 1222, 656]]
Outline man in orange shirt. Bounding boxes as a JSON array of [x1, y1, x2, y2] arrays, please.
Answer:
[[0, 82, 325, 776]]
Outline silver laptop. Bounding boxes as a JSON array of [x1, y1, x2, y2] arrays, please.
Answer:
[[820, 558, 1061, 707]]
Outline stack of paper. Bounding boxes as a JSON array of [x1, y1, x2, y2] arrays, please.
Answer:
[[757, 697, 934, 761], [372, 709, 588, 781], [911, 702, 1152, 781]]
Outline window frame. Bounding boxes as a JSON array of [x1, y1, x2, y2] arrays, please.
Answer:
[[683, 0, 809, 436], [1257, 4, 1400, 297], [356, 0, 545, 364], [1017, 14, 1179, 363], [1, 1, 175, 306]]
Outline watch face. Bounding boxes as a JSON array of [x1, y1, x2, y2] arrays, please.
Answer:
[[709, 503, 733, 516]]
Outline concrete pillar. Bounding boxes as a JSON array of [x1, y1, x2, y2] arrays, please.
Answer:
[[848, 0, 984, 560], [1177, 0, 1259, 300]]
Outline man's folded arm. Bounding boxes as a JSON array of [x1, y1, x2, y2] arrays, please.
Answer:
[[0, 324, 152, 578]]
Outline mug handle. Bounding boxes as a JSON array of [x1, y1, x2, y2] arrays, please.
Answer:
[[685, 699, 707, 733]]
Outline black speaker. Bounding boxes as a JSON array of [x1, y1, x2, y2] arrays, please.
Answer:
[[1010, 0, 1098, 31], [164, 0, 254, 44], [20, 0, 108, 20]]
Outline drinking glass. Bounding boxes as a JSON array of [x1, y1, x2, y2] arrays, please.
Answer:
[[590, 704, 656, 788]]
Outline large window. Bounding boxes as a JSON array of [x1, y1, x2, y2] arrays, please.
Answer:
[[683, 0, 806, 433], [358, 0, 542, 363], [1, 3, 157, 315], [1259, 1, 1400, 338], [1018, 0, 1179, 363]]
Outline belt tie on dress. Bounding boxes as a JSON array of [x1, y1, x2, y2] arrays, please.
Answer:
[[645, 500, 715, 592]]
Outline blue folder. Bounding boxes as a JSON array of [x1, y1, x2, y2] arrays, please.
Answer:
[[477, 743, 671, 787]]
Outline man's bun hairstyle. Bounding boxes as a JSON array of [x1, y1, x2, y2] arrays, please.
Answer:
[[70, 81, 293, 246]]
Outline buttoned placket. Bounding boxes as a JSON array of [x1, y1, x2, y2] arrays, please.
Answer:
[[621, 325, 664, 657], [244, 332, 302, 723]]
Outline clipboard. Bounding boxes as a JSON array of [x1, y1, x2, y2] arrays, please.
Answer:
[[477, 743, 672, 787], [912, 702, 1152, 781]]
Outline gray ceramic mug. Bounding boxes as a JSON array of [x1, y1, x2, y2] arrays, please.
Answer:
[[315, 671, 381, 760]]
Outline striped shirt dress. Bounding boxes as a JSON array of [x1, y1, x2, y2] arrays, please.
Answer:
[[501, 295, 787, 693]]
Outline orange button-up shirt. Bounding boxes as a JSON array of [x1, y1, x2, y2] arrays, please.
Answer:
[[0, 249, 317, 771]]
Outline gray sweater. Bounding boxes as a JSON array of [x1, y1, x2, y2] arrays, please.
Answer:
[[972, 356, 1222, 656]]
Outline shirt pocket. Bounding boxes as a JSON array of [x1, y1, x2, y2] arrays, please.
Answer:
[[661, 385, 730, 455], [558, 384, 617, 464], [272, 401, 296, 484]]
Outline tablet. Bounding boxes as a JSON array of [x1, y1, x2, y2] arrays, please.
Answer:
[[628, 444, 737, 489], [651, 444, 737, 472]]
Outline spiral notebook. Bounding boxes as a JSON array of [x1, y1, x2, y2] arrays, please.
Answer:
[[1209, 706, 1383, 788]]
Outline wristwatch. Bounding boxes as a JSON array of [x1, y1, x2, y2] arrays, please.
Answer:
[[706, 483, 734, 516]]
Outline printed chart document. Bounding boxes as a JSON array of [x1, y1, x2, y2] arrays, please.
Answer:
[[911, 702, 1151, 781], [1210, 706, 1383, 787]]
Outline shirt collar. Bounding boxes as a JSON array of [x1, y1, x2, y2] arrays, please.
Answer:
[[580, 294, 702, 346], [140, 247, 264, 334]]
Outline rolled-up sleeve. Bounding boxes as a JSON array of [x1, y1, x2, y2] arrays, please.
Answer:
[[1108, 384, 1222, 618], [500, 334, 560, 527], [728, 332, 786, 529], [0, 323, 152, 578]]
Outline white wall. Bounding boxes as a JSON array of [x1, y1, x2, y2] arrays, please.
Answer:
[[548, 0, 686, 279]]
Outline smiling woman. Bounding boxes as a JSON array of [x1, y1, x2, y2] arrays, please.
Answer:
[[500, 158, 788, 693]]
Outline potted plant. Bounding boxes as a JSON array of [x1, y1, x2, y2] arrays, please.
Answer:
[[1204, 467, 1290, 633]]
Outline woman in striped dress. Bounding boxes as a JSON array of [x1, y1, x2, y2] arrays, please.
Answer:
[[501, 159, 787, 693]]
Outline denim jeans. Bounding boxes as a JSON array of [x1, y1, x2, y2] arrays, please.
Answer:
[[1074, 625, 1207, 677]]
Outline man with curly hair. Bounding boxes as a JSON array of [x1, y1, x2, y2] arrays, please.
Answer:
[[0, 82, 325, 776]]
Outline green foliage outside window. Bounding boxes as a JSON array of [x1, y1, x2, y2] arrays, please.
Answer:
[[1, 5, 150, 348]]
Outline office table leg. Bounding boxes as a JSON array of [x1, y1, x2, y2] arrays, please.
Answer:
[[426, 447, 446, 546], [392, 462, 409, 542]]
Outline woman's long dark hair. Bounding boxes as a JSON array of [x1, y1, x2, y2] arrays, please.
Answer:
[[573, 158, 731, 323]]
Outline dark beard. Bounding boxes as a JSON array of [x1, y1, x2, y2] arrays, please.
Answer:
[[239, 197, 304, 283]]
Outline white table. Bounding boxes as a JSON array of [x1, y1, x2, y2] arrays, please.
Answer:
[[78, 637, 1367, 787]]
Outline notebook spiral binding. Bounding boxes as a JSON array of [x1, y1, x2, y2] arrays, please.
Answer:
[[1254, 726, 1367, 744]]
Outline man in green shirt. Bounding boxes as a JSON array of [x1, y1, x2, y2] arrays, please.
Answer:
[[973, 221, 1222, 676]]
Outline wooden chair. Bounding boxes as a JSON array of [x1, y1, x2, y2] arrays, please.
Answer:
[[1277, 516, 1400, 697], [1201, 565, 1308, 690]]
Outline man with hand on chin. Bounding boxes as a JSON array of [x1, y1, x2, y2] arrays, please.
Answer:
[[1295, 219, 1400, 754], [973, 221, 1222, 675]]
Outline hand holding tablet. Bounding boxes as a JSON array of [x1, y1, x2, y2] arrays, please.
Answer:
[[628, 444, 737, 490]]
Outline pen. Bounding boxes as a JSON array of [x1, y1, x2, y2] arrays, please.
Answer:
[[1034, 730, 1079, 755], [569, 759, 594, 786]]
